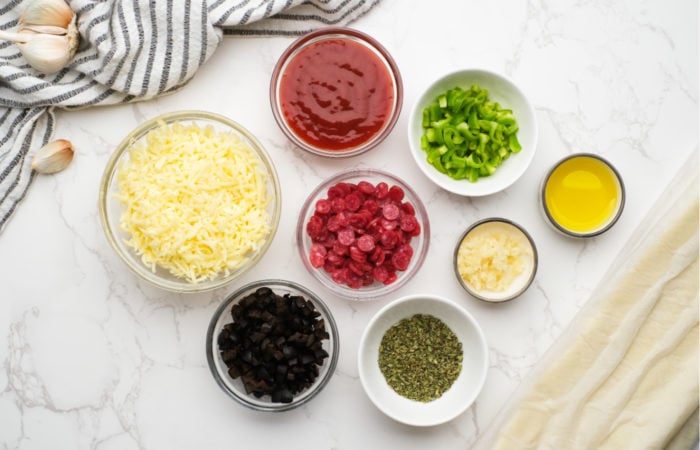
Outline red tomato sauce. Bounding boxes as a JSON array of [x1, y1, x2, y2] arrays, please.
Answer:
[[279, 38, 395, 151]]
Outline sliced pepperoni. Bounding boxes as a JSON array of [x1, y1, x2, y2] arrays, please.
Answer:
[[382, 203, 400, 221], [407, 221, 421, 237], [357, 234, 375, 253], [309, 243, 327, 268], [346, 272, 363, 289], [362, 199, 380, 215], [369, 247, 386, 265], [305, 179, 422, 289], [383, 271, 398, 285], [344, 193, 362, 212], [380, 231, 399, 249], [337, 228, 355, 246], [306, 215, 324, 239], [326, 215, 341, 232], [349, 245, 367, 263], [315, 199, 331, 215], [332, 242, 348, 256], [336, 211, 350, 228], [320, 235, 336, 248], [348, 260, 364, 276], [401, 202, 415, 216], [381, 219, 398, 230], [349, 210, 371, 229], [399, 214, 416, 232], [396, 243, 414, 257], [327, 185, 343, 199], [331, 197, 346, 213], [388, 185, 405, 202], [391, 252, 411, 271], [372, 265, 389, 283], [326, 251, 345, 266], [358, 181, 375, 194], [375, 182, 389, 199], [331, 267, 350, 284]]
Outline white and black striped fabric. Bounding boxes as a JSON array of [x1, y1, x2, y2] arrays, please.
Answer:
[[0, 0, 379, 233]]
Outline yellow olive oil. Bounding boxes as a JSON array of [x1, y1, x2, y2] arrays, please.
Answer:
[[545, 156, 620, 233]]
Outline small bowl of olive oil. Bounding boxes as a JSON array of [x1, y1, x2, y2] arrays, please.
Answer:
[[541, 153, 625, 237]]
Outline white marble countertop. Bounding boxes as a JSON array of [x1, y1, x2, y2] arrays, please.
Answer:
[[0, 0, 697, 449]]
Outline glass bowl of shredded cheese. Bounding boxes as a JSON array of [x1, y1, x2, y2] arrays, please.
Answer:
[[99, 111, 281, 293], [453, 218, 537, 302]]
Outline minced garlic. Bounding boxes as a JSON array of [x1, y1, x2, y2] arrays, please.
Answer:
[[457, 221, 530, 293], [116, 121, 271, 284]]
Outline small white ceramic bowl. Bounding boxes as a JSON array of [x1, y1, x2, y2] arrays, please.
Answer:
[[357, 294, 488, 426], [408, 69, 538, 197]]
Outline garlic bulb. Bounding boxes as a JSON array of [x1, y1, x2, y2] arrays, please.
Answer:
[[0, 0, 78, 74], [31, 139, 75, 174]]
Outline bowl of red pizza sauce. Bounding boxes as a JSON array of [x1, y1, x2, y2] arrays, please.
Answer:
[[270, 27, 403, 157]]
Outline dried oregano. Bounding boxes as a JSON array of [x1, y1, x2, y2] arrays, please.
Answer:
[[378, 314, 463, 402]]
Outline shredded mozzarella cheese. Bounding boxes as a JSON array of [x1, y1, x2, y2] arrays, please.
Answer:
[[116, 121, 272, 284]]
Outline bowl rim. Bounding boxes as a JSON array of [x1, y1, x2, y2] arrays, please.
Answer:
[[296, 167, 430, 300], [205, 278, 340, 412], [453, 217, 538, 303], [540, 152, 626, 238], [407, 67, 538, 197], [269, 26, 403, 158], [98, 110, 282, 293], [357, 293, 489, 426]]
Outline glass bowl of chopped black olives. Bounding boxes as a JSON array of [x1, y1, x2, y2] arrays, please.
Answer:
[[206, 279, 339, 411]]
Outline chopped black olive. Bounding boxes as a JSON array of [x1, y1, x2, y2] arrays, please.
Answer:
[[217, 286, 331, 404]]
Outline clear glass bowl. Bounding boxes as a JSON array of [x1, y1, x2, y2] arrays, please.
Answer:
[[296, 168, 430, 300], [206, 279, 339, 412], [270, 27, 403, 158], [98, 111, 281, 293]]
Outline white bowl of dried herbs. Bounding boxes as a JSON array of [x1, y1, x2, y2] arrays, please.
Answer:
[[357, 294, 488, 426]]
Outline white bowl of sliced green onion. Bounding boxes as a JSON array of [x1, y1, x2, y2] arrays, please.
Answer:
[[408, 69, 537, 196]]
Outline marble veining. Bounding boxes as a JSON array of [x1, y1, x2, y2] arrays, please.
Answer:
[[0, 0, 697, 449]]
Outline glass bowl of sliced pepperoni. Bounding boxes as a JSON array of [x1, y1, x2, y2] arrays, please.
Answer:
[[296, 168, 430, 300]]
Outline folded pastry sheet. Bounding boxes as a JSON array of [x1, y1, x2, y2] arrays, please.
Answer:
[[475, 152, 699, 450]]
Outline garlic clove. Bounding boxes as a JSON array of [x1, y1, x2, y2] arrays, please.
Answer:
[[18, 24, 71, 36], [31, 139, 75, 174], [0, 0, 79, 75], [20, 0, 74, 29], [17, 33, 74, 75]]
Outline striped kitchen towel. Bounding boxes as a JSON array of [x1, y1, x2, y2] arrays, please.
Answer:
[[0, 0, 379, 234]]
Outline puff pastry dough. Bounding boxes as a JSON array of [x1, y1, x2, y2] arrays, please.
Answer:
[[483, 162, 699, 450]]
